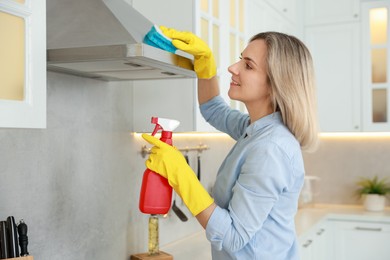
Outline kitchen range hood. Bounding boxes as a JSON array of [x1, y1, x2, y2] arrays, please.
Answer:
[[46, 0, 196, 81]]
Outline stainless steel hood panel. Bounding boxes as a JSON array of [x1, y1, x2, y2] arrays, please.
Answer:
[[47, 44, 195, 81], [46, 0, 195, 81]]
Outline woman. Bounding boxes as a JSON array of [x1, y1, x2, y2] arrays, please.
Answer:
[[142, 28, 319, 259]]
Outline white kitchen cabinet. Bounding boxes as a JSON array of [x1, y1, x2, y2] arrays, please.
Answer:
[[303, 0, 362, 132], [304, 0, 360, 26], [247, 0, 302, 39], [299, 220, 332, 260], [0, 0, 46, 128], [329, 218, 390, 260], [361, 1, 390, 131], [305, 23, 361, 132], [264, 0, 299, 25]]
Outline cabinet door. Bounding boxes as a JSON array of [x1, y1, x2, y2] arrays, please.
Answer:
[[299, 233, 314, 260], [0, 0, 46, 128], [305, 23, 361, 132], [264, 0, 298, 24], [247, 0, 300, 38], [331, 220, 390, 260], [361, 1, 390, 131], [299, 221, 332, 260], [304, 0, 360, 25]]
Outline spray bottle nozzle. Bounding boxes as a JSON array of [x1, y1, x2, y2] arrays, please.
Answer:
[[150, 117, 180, 136]]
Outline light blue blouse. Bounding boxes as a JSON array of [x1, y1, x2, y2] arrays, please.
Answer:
[[200, 96, 304, 260]]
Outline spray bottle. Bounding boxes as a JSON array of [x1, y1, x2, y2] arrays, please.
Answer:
[[139, 116, 180, 215]]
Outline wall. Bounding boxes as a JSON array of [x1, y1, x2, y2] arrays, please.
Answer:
[[0, 72, 234, 260], [303, 135, 390, 206]]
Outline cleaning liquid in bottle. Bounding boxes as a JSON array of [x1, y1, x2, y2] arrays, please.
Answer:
[[139, 117, 180, 215]]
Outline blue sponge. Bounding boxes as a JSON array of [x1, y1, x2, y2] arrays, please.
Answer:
[[143, 25, 177, 53]]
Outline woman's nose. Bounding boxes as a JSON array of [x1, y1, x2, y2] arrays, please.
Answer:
[[228, 62, 239, 75]]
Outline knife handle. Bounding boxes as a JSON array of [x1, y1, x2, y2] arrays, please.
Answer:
[[0, 221, 9, 259], [197, 154, 201, 181], [18, 220, 29, 256], [6, 216, 19, 258]]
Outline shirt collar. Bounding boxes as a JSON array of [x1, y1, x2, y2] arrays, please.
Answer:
[[245, 112, 282, 137]]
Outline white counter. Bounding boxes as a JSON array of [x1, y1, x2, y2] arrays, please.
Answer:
[[161, 231, 211, 260], [296, 204, 390, 236], [161, 204, 390, 260]]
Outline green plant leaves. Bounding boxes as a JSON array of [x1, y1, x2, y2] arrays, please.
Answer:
[[356, 176, 390, 196]]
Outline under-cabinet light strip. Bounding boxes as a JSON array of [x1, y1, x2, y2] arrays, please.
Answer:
[[319, 132, 390, 138], [134, 132, 390, 140]]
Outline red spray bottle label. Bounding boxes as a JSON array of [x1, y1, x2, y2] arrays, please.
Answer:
[[139, 117, 180, 215]]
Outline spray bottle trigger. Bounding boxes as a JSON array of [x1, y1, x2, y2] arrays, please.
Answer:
[[151, 124, 163, 136]]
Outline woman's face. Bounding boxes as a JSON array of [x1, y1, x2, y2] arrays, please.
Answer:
[[227, 39, 271, 109]]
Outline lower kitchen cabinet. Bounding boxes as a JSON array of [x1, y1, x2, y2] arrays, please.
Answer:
[[329, 218, 390, 260], [299, 215, 390, 260], [299, 220, 332, 260]]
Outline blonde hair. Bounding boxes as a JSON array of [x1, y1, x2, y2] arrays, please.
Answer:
[[250, 32, 319, 152]]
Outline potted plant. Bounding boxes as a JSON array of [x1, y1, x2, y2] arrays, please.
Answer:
[[356, 176, 390, 211]]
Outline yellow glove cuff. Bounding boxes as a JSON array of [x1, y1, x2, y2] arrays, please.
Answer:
[[194, 54, 217, 79], [174, 171, 214, 216]]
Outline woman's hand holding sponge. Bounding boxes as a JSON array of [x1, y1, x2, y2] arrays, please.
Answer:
[[160, 26, 216, 79]]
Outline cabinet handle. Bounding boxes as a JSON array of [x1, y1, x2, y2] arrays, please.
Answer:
[[355, 226, 382, 232], [316, 228, 325, 235], [302, 239, 313, 248]]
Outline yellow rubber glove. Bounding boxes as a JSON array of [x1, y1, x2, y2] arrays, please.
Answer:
[[160, 26, 217, 79], [142, 134, 214, 216]]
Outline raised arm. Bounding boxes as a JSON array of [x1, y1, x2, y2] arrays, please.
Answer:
[[198, 77, 220, 105]]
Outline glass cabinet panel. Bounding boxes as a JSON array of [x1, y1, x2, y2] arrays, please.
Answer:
[[372, 89, 387, 122], [370, 8, 387, 45], [201, 0, 208, 12], [371, 48, 387, 83], [0, 10, 25, 101], [370, 8, 387, 84], [239, 0, 244, 33], [365, 4, 389, 128], [230, 0, 236, 27], [213, 0, 219, 18], [212, 24, 220, 68], [201, 18, 209, 43], [230, 33, 236, 64]]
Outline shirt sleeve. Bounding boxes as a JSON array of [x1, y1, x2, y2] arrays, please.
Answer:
[[205, 141, 293, 254], [200, 96, 250, 140]]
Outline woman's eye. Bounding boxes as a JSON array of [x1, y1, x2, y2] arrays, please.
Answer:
[[239, 56, 252, 69], [245, 63, 252, 69]]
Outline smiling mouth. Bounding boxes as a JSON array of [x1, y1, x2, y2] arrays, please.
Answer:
[[231, 79, 241, 86]]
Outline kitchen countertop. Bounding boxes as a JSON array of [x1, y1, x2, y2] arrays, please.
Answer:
[[295, 204, 390, 236], [161, 204, 390, 260]]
